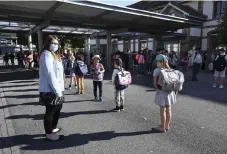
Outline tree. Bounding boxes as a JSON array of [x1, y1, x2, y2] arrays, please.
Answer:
[[217, 7, 227, 45], [58, 35, 71, 53]]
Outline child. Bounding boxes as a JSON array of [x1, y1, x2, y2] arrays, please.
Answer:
[[91, 55, 105, 101], [111, 58, 125, 112], [67, 54, 77, 90], [152, 54, 177, 133], [74, 54, 86, 94]]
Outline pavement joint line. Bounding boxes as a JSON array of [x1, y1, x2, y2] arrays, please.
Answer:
[[0, 83, 21, 154]]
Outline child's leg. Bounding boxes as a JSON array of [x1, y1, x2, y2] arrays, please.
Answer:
[[165, 105, 172, 130], [159, 106, 166, 130], [115, 90, 120, 107], [69, 77, 73, 87], [76, 75, 80, 92], [81, 76, 84, 93], [74, 76, 77, 86], [98, 81, 103, 98], [120, 90, 124, 106], [93, 81, 98, 98]]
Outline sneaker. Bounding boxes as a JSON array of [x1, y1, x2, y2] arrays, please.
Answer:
[[151, 127, 166, 133], [46, 133, 61, 141], [120, 105, 124, 111], [94, 97, 98, 101], [219, 85, 224, 89], [112, 106, 120, 112], [68, 87, 72, 90], [52, 128, 61, 133], [80, 92, 84, 95], [99, 97, 103, 102], [213, 84, 217, 88]]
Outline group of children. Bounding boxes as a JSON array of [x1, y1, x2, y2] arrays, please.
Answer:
[[66, 53, 178, 133]]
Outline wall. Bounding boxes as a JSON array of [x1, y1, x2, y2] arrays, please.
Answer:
[[203, 1, 213, 20], [190, 27, 201, 37], [182, 1, 198, 10]]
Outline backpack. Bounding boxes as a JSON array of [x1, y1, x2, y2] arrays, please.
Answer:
[[114, 69, 132, 90], [75, 62, 88, 75], [214, 55, 226, 71], [158, 69, 185, 93]]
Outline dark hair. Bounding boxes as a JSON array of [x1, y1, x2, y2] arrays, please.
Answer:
[[77, 54, 84, 61], [43, 35, 58, 51], [114, 58, 122, 67]]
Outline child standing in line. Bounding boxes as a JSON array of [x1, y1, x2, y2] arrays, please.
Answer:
[[75, 55, 86, 94], [152, 54, 177, 133], [68, 54, 77, 90], [111, 58, 125, 112], [91, 55, 105, 101]]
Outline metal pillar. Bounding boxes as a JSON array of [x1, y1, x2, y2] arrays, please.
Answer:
[[28, 35, 33, 52], [96, 38, 100, 54], [85, 37, 91, 66], [38, 30, 43, 52], [107, 32, 112, 71]]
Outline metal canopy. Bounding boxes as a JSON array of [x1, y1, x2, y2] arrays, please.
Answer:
[[0, 0, 202, 35], [0, 21, 100, 34]]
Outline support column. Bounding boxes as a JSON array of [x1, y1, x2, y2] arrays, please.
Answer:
[[28, 35, 33, 52], [96, 38, 100, 54], [38, 30, 43, 52], [133, 39, 135, 52], [15, 39, 18, 45], [85, 37, 91, 71], [107, 32, 112, 71]]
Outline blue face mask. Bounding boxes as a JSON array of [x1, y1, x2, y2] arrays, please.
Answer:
[[50, 44, 58, 52]]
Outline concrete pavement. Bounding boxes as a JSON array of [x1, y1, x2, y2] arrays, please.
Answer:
[[0, 71, 227, 154]]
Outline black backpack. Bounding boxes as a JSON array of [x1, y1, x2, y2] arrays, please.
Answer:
[[214, 55, 226, 71]]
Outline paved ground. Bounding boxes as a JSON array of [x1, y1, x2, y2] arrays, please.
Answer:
[[1, 70, 227, 154]]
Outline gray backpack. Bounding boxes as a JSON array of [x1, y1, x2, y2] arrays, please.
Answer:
[[158, 69, 185, 93]]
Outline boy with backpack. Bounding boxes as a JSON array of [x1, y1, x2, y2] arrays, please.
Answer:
[[91, 55, 105, 101], [74, 54, 88, 94], [213, 48, 227, 88]]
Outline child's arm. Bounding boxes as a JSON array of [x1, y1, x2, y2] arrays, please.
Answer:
[[153, 68, 159, 89], [153, 76, 158, 89], [111, 69, 118, 84], [99, 64, 105, 74]]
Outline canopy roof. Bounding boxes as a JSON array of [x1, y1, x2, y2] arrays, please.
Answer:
[[0, 0, 202, 35], [0, 21, 100, 34]]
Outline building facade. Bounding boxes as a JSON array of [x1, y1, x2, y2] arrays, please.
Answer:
[[129, 1, 227, 53]]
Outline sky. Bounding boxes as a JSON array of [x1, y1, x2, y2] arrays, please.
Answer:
[[97, 0, 138, 6]]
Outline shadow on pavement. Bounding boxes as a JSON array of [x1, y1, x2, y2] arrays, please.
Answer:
[[1, 94, 39, 99], [2, 130, 151, 151], [0, 67, 38, 82], [6, 110, 111, 120], [3, 88, 38, 93]]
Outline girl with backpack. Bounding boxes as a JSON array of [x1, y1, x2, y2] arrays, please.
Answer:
[[111, 58, 125, 112], [152, 54, 177, 133]]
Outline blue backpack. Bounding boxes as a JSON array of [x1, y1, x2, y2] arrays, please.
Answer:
[[75, 62, 88, 75]]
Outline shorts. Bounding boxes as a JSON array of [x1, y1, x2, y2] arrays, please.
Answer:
[[214, 70, 226, 78]]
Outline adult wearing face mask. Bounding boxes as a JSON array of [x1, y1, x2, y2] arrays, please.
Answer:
[[39, 35, 65, 141]]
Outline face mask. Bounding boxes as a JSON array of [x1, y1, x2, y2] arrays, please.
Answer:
[[50, 44, 58, 52]]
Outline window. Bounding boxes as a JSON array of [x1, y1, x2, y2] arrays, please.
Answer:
[[198, 1, 203, 13], [213, 1, 226, 19]]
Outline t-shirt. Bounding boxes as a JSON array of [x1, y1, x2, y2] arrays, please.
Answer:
[[91, 63, 105, 81], [153, 68, 161, 77]]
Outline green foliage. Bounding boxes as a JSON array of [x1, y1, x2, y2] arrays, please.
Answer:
[[217, 7, 227, 45]]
